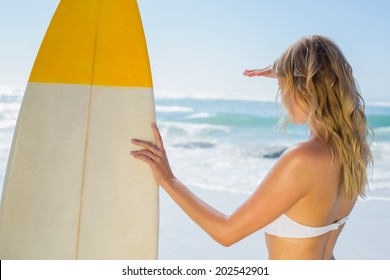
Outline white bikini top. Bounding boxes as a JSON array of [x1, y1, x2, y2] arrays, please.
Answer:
[[263, 214, 348, 238]]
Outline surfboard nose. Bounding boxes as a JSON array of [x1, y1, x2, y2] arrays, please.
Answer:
[[29, 0, 153, 88]]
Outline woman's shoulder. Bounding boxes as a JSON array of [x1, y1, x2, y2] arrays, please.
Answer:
[[278, 140, 336, 181], [257, 140, 335, 208], [281, 140, 329, 162]]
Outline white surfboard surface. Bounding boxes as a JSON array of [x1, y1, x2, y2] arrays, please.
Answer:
[[0, 0, 158, 259]]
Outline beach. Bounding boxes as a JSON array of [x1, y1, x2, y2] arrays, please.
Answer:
[[1, 86, 390, 260]]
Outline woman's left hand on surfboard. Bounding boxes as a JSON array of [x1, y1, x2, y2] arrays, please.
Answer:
[[131, 123, 175, 186]]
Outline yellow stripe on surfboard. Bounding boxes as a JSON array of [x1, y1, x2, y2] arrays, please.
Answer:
[[29, 0, 152, 88]]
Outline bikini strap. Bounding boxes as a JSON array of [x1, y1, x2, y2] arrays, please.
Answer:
[[329, 216, 348, 231]]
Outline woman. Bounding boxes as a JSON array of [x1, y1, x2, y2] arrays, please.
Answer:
[[130, 35, 373, 259]]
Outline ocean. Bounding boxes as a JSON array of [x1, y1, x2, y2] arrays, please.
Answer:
[[1, 86, 390, 202]]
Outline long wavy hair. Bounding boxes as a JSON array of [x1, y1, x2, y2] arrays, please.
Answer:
[[272, 35, 373, 199]]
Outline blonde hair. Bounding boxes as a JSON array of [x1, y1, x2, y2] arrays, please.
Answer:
[[272, 35, 373, 199]]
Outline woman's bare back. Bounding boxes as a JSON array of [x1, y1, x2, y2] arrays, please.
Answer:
[[264, 139, 356, 259]]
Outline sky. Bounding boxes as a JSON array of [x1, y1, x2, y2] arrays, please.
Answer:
[[0, 0, 389, 102]]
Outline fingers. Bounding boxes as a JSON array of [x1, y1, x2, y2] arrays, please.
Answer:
[[131, 138, 162, 156], [130, 123, 176, 185], [152, 122, 164, 149], [243, 66, 276, 78], [131, 149, 159, 163], [244, 68, 269, 75], [131, 123, 165, 160], [131, 123, 164, 151], [243, 69, 259, 77]]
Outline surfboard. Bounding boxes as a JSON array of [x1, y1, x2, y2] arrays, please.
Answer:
[[0, 0, 158, 259]]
